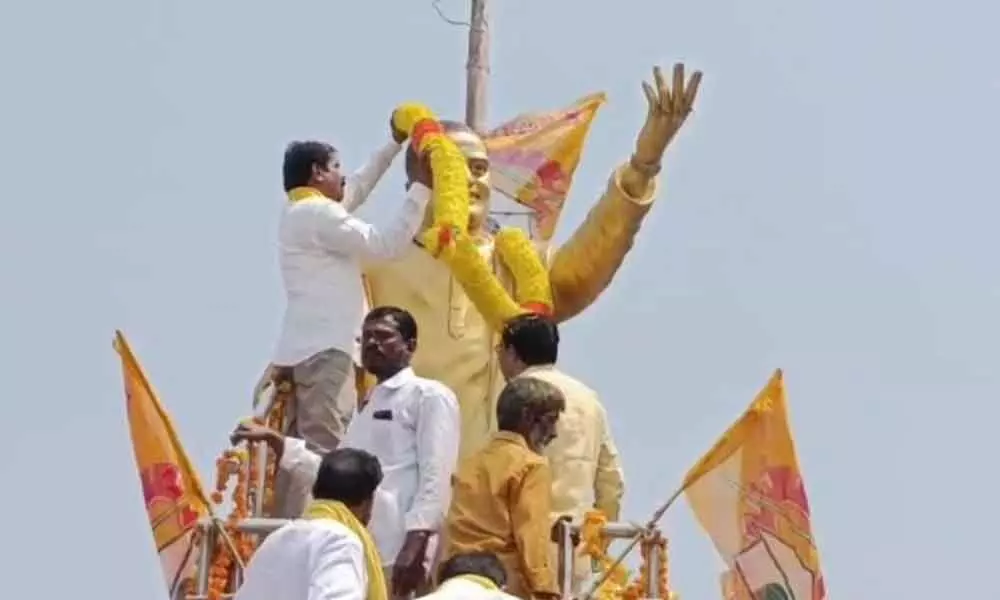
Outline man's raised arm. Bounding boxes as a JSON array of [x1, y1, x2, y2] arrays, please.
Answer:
[[341, 141, 402, 213], [341, 118, 409, 212], [315, 183, 431, 263]]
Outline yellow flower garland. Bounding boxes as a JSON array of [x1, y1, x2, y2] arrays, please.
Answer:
[[392, 104, 468, 260], [581, 511, 632, 600], [580, 510, 676, 600], [495, 227, 554, 314], [391, 102, 554, 328], [450, 235, 523, 328]]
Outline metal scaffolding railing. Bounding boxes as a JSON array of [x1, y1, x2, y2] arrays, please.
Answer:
[[182, 517, 665, 600]]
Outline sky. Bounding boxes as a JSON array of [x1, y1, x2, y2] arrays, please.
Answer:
[[1, 0, 998, 597]]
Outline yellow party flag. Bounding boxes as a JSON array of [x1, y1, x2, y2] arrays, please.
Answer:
[[484, 93, 605, 242], [683, 370, 828, 600], [115, 330, 210, 596]]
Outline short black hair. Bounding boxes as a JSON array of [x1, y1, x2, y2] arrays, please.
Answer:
[[496, 377, 565, 431], [501, 313, 559, 366], [311, 447, 382, 505], [438, 552, 507, 587], [283, 140, 337, 192], [365, 306, 418, 344]]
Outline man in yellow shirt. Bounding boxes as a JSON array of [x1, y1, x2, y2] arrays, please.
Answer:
[[496, 313, 625, 594], [442, 378, 566, 599]]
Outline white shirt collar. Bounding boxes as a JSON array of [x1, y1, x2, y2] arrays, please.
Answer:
[[378, 366, 416, 390]]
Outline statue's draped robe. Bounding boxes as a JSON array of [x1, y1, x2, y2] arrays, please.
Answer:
[[365, 164, 658, 459]]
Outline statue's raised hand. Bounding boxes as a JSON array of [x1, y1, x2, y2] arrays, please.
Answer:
[[633, 64, 702, 169]]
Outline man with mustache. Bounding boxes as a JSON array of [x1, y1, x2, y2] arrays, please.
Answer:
[[237, 306, 460, 599], [270, 119, 428, 519]]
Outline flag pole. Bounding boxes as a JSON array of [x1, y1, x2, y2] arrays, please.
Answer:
[[464, 0, 490, 131]]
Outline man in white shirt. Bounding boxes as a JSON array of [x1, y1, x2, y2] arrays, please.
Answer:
[[270, 122, 432, 519], [423, 552, 521, 600], [495, 313, 626, 595], [236, 447, 385, 600], [234, 306, 460, 599]]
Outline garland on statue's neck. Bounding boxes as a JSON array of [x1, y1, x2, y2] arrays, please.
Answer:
[[392, 103, 554, 329]]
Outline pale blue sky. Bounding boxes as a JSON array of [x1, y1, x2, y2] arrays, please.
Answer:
[[1, 0, 997, 598]]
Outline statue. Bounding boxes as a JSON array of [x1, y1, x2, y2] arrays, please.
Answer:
[[364, 64, 702, 459]]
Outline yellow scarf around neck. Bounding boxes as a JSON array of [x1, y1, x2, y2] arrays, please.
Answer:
[[287, 186, 326, 203], [454, 573, 501, 591], [304, 499, 387, 600]]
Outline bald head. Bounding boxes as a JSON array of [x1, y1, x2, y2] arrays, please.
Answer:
[[440, 120, 475, 134]]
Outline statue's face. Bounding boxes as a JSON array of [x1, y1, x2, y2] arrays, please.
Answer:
[[445, 126, 491, 233]]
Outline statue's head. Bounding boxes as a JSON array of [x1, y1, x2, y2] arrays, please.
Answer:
[[407, 120, 491, 234]]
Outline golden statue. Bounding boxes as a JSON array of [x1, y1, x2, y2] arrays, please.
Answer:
[[365, 64, 702, 459]]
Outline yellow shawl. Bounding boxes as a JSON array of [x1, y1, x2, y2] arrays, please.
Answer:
[[304, 499, 388, 600], [454, 574, 501, 591]]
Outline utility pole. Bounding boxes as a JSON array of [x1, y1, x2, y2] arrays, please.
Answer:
[[464, 0, 490, 132]]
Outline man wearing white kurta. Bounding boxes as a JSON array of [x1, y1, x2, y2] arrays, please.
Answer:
[[236, 306, 460, 599], [270, 123, 430, 519], [236, 447, 386, 600]]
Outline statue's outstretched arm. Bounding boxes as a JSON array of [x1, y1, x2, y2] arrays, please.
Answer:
[[548, 64, 702, 322]]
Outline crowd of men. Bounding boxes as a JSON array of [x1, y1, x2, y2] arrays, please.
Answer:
[[233, 124, 625, 600]]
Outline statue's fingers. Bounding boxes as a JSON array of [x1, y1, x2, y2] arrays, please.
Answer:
[[683, 71, 703, 110], [670, 64, 689, 113], [673, 63, 685, 98], [653, 65, 671, 106], [642, 81, 657, 110]]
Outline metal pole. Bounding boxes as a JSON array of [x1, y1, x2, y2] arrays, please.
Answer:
[[646, 534, 661, 598], [196, 523, 215, 598], [559, 521, 575, 599], [464, 0, 490, 131], [252, 442, 267, 517]]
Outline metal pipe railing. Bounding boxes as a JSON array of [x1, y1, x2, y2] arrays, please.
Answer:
[[184, 517, 663, 599]]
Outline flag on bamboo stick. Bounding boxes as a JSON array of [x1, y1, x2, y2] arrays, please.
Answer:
[[682, 370, 827, 600], [115, 330, 211, 596], [484, 92, 605, 242]]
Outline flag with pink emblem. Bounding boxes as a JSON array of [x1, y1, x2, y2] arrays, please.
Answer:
[[115, 330, 211, 597], [483, 92, 605, 242], [682, 370, 828, 600]]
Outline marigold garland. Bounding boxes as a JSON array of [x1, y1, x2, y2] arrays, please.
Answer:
[[391, 102, 553, 329], [580, 510, 674, 600], [392, 103, 468, 259], [495, 227, 553, 315], [205, 444, 254, 600], [449, 235, 524, 329], [262, 379, 291, 514], [581, 511, 631, 600]]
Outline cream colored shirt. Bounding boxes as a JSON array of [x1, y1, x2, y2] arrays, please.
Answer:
[[517, 364, 625, 522]]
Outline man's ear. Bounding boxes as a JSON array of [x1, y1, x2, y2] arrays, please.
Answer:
[[310, 163, 323, 182], [407, 338, 417, 353]]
